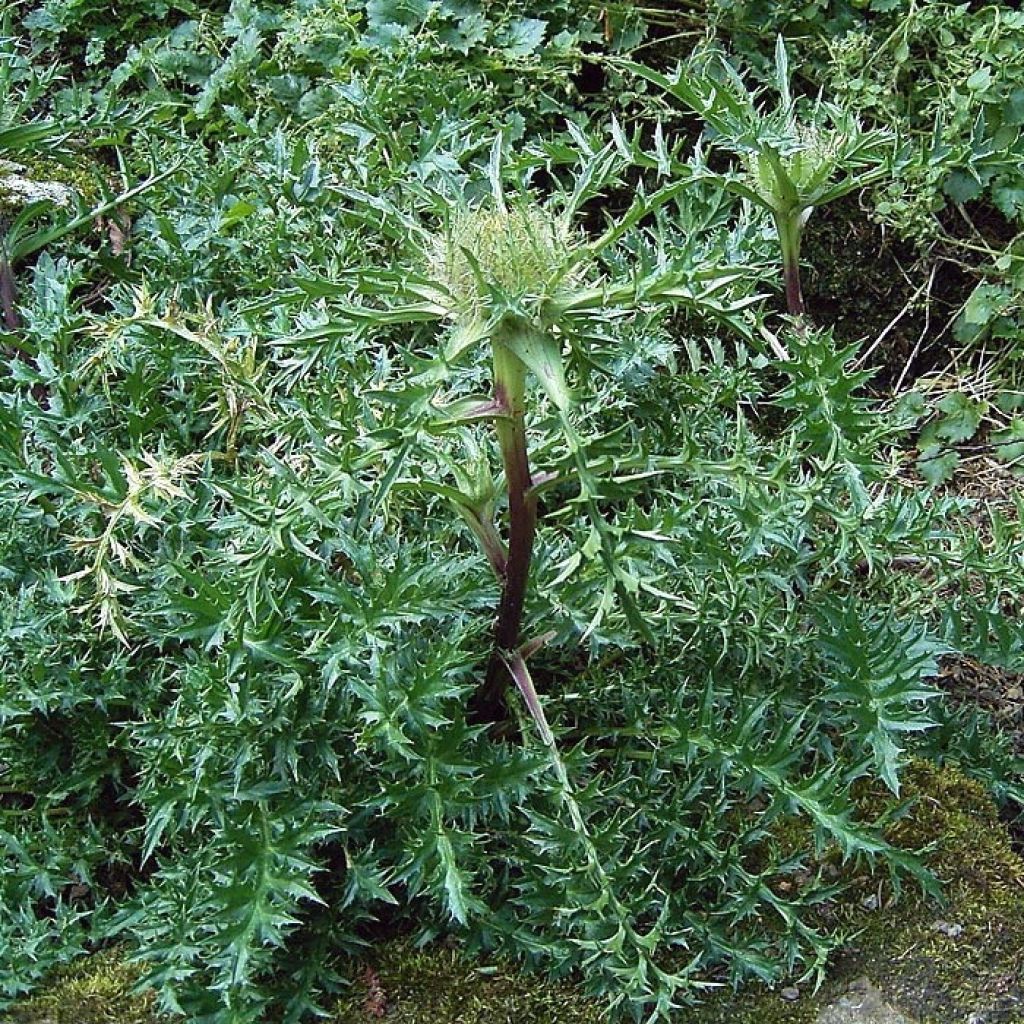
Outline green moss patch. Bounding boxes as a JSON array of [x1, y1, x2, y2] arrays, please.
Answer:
[[6, 950, 163, 1024], [0, 153, 109, 216], [836, 762, 1024, 1023], [329, 942, 602, 1024], [686, 761, 1024, 1024]]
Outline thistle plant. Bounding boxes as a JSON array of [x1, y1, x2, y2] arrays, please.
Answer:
[[326, 139, 758, 727], [426, 200, 576, 721], [624, 38, 896, 320]]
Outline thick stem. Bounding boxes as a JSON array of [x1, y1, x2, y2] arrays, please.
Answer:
[[776, 211, 806, 322], [469, 340, 537, 726], [0, 257, 19, 331]]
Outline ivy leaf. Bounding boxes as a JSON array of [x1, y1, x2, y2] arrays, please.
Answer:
[[954, 283, 1009, 344], [893, 390, 927, 426], [438, 13, 488, 54], [996, 392, 1024, 413], [1003, 87, 1024, 126], [965, 67, 993, 93], [992, 183, 1024, 220]]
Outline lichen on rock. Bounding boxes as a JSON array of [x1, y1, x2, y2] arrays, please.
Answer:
[[0, 159, 76, 212]]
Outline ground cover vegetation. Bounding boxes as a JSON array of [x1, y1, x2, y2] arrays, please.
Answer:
[[1, 0, 1023, 1021]]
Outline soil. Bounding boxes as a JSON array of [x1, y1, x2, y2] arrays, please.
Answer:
[[800, 195, 977, 389], [939, 657, 1024, 757]]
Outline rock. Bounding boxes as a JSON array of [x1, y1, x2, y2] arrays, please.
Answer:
[[931, 919, 965, 938], [781, 986, 801, 1002], [815, 977, 914, 1024]]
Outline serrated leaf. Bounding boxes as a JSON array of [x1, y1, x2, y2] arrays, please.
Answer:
[[894, 390, 927, 424], [954, 283, 1008, 346], [992, 183, 1024, 220], [993, 418, 1024, 462], [365, 0, 430, 29], [944, 169, 983, 204], [437, 831, 470, 925], [500, 17, 546, 58], [934, 392, 986, 443], [918, 448, 959, 485]]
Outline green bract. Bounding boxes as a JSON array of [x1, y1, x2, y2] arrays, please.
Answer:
[[742, 123, 846, 220]]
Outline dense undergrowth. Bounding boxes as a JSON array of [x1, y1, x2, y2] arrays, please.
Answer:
[[1, 1, 1023, 1021]]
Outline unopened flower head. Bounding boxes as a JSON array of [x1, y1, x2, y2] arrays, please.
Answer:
[[428, 200, 585, 321], [743, 123, 846, 209]]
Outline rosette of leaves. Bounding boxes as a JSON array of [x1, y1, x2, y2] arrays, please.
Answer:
[[622, 38, 896, 320]]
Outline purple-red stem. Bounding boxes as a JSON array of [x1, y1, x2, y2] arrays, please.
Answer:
[[1, 258, 19, 331], [469, 343, 537, 726], [778, 212, 806, 322], [784, 257, 805, 320]]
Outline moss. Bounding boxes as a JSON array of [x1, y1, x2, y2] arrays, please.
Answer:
[[686, 760, 1024, 1024], [835, 761, 1024, 1023], [6, 950, 164, 1024], [329, 942, 603, 1024]]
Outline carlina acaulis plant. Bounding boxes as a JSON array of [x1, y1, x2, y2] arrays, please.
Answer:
[[332, 136, 755, 727]]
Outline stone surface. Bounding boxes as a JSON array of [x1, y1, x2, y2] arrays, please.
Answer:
[[816, 978, 915, 1024]]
